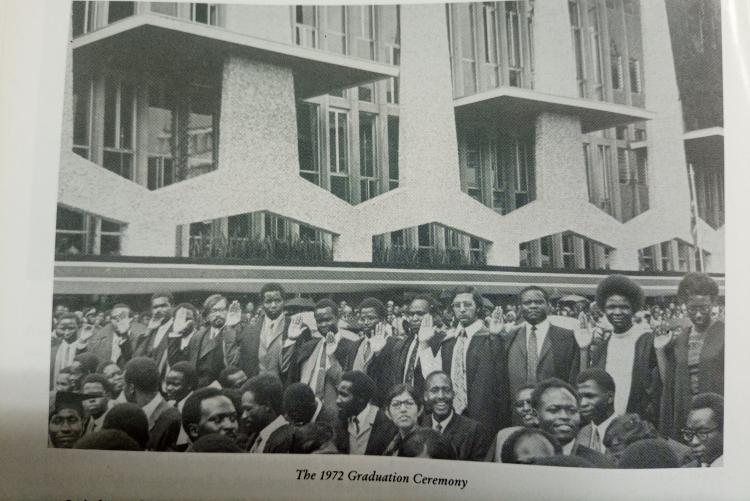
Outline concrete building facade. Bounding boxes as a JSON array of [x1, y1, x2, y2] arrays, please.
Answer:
[[54, 1, 724, 297]]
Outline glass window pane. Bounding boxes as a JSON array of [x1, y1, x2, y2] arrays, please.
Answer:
[[325, 6, 346, 53], [186, 85, 216, 178], [151, 2, 178, 16], [388, 116, 399, 183], [297, 102, 319, 178], [119, 82, 135, 149], [57, 206, 84, 231], [330, 176, 349, 202], [103, 79, 117, 148], [72, 1, 87, 37], [381, 5, 400, 45], [359, 113, 376, 178], [108, 2, 135, 23], [73, 76, 90, 147]]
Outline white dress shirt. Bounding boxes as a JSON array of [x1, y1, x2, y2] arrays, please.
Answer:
[[432, 411, 454, 433], [402, 336, 442, 381], [348, 403, 378, 455], [141, 393, 166, 430]]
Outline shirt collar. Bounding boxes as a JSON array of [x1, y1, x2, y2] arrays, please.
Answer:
[[525, 318, 550, 336], [258, 415, 289, 444], [141, 393, 165, 423], [562, 439, 575, 455], [432, 411, 454, 430], [458, 319, 484, 339], [351, 403, 378, 430], [597, 413, 618, 437]]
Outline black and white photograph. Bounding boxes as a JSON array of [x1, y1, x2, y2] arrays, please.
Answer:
[[46, 0, 727, 468]]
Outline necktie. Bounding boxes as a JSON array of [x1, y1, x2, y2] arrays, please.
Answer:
[[404, 339, 419, 384], [314, 343, 328, 397], [589, 425, 601, 452], [250, 435, 263, 453], [527, 325, 538, 384], [452, 328, 468, 415], [362, 339, 372, 364], [352, 416, 360, 435], [435, 422, 443, 433]]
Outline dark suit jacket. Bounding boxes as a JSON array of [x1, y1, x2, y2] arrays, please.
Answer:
[[660, 321, 724, 439], [147, 398, 182, 451], [133, 321, 172, 367], [88, 323, 146, 368], [263, 424, 295, 453], [571, 443, 615, 467], [506, 323, 580, 400], [440, 326, 510, 433], [236, 316, 311, 380], [176, 325, 238, 388], [589, 328, 662, 427], [420, 412, 490, 461], [286, 335, 360, 387], [334, 407, 398, 455]]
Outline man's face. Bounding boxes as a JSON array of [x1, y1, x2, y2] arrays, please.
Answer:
[[687, 295, 714, 331], [262, 291, 284, 320], [110, 306, 131, 331], [81, 382, 109, 419], [407, 299, 430, 332], [195, 395, 238, 440], [684, 408, 723, 464], [452, 293, 478, 327], [537, 388, 581, 446], [49, 408, 83, 448], [54, 305, 69, 319], [165, 370, 188, 402], [604, 294, 633, 333], [359, 307, 382, 334], [69, 361, 85, 391], [151, 296, 172, 322], [519, 290, 548, 325], [55, 318, 79, 343], [240, 391, 276, 435], [55, 373, 72, 392], [424, 374, 454, 420], [314, 307, 338, 336], [513, 388, 538, 427], [84, 309, 97, 325], [336, 381, 365, 419], [207, 298, 228, 329], [103, 364, 124, 394], [514, 434, 556, 464], [226, 370, 248, 390], [577, 380, 612, 425]]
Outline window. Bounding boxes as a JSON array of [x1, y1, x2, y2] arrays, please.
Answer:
[[295, 5, 317, 48], [55, 206, 122, 256], [107, 2, 135, 23], [611, 52, 623, 90], [191, 3, 219, 25], [492, 141, 506, 213], [382, 5, 401, 103], [325, 6, 347, 54], [639, 246, 655, 271], [417, 224, 434, 263], [569, 0, 586, 97], [588, 2, 604, 99], [353, 6, 375, 59], [388, 116, 399, 189], [72, 75, 92, 159], [465, 136, 482, 202], [617, 148, 629, 183], [386, 45, 400, 103], [482, 2, 499, 88], [540, 235, 553, 268], [629, 58, 642, 93], [298, 224, 319, 242], [624, 0, 639, 16], [526, 0, 535, 77], [390, 229, 405, 248], [514, 139, 532, 208], [103, 77, 135, 180], [519, 241, 530, 267], [150, 2, 179, 16], [71, 1, 96, 37], [359, 113, 378, 201], [358, 84, 374, 102], [297, 102, 320, 185], [181, 84, 217, 180], [562, 234, 576, 269], [660, 241, 673, 271], [506, 1, 523, 87], [146, 83, 176, 190], [328, 110, 349, 201], [456, 3, 477, 95]]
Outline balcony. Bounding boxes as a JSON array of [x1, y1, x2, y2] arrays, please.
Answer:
[[453, 87, 654, 133], [71, 13, 399, 99]]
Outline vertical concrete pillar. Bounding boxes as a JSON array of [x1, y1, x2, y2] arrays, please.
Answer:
[[60, 45, 74, 155], [609, 245, 640, 271], [640, 0, 691, 235], [121, 220, 177, 257], [486, 239, 520, 267], [333, 232, 372, 262], [534, 113, 588, 204], [398, 4, 461, 194], [218, 55, 299, 185], [533, 0, 578, 97]]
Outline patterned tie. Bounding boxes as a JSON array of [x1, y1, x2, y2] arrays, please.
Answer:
[[314, 343, 328, 397], [589, 425, 601, 452], [404, 339, 419, 384], [452, 328, 468, 415], [352, 416, 360, 435], [435, 421, 443, 433], [527, 325, 538, 384], [362, 339, 372, 364]]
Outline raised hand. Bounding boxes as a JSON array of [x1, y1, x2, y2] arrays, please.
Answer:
[[370, 322, 388, 354], [573, 311, 595, 349], [225, 300, 242, 327], [488, 306, 505, 335], [147, 316, 162, 331], [172, 308, 192, 336], [287, 315, 306, 341], [78, 324, 95, 343], [652, 320, 674, 350], [418, 314, 436, 343]]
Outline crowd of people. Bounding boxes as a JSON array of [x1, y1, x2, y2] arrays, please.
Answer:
[[48, 272, 724, 468]]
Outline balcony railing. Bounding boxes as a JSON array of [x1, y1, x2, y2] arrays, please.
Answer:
[[372, 242, 487, 267], [188, 234, 333, 263]]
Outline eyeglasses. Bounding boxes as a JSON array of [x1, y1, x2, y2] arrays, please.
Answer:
[[681, 427, 720, 442], [390, 400, 417, 410], [686, 305, 712, 314]]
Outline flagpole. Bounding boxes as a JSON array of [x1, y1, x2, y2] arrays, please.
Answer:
[[687, 163, 705, 272]]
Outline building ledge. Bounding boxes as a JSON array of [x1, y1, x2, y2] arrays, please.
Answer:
[[630, 140, 647, 149], [683, 127, 724, 141], [53, 257, 723, 296], [71, 14, 398, 98], [454, 87, 655, 133]]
